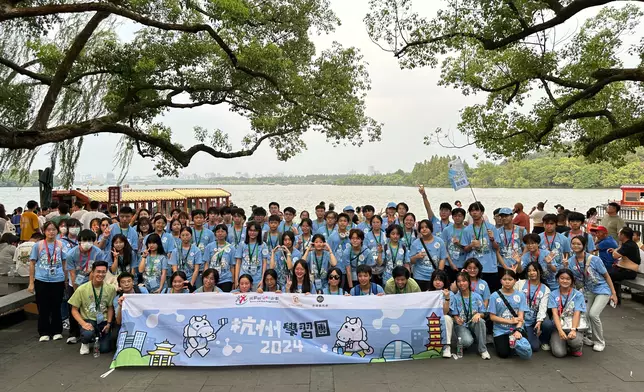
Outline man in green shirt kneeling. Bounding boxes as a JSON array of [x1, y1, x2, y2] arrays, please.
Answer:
[[385, 266, 421, 294]]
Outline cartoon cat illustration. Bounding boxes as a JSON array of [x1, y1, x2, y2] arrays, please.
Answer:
[[332, 316, 374, 357]]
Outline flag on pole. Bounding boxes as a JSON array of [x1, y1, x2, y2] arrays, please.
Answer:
[[447, 158, 469, 191]]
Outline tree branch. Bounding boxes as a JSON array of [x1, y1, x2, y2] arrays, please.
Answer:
[[31, 11, 110, 130], [394, 0, 615, 57], [0, 56, 50, 84], [583, 118, 644, 155], [562, 109, 619, 127]]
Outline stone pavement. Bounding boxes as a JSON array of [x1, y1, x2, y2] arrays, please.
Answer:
[[1, 300, 644, 392]]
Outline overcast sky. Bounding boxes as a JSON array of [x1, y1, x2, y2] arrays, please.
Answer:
[[27, 0, 638, 178]]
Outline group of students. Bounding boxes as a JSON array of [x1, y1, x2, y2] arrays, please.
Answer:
[[23, 188, 639, 360]]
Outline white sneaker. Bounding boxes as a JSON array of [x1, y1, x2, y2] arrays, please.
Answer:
[[39, 336, 50, 342], [593, 343, 605, 352], [583, 336, 594, 346], [80, 343, 90, 355], [52, 334, 63, 341], [442, 346, 451, 358], [66, 336, 78, 344], [481, 350, 491, 360], [540, 344, 551, 351]]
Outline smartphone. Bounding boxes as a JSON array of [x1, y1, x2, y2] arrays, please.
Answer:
[[610, 299, 617, 308]]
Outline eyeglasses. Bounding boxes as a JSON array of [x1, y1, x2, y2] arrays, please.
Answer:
[[328, 275, 341, 280]]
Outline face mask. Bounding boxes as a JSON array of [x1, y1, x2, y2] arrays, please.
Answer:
[[69, 227, 80, 236], [81, 242, 92, 251], [59, 227, 67, 235]]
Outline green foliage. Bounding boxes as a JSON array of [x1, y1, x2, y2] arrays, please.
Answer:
[[366, 0, 644, 164]]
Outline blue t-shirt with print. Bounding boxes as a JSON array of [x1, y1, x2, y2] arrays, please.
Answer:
[[141, 254, 168, 292], [409, 237, 447, 281], [307, 250, 332, 291], [539, 232, 570, 267], [312, 219, 326, 234], [548, 289, 587, 328], [263, 232, 281, 250], [192, 228, 216, 253], [234, 242, 270, 289], [227, 226, 247, 248], [364, 229, 386, 264], [431, 216, 452, 240], [401, 229, 417, 250], [518, 280, 549, 326], [328, 231, 351, 258], [382, 243, 410, 282], [272, 248, 302, 287], [488, 290, 529, 337], [498, 226, 526, 268], [29, 240, 67, 283], [316, 225, 338, 241], [441, 225, 467, 269], [202, 242, 235, 284], [66, 245, 109, 286], [341, 246, 375, 282], [470, 279, 491, 303], [169, 244, 203, 282], [521, 250, 558, 289], [461, 223, 501, 273], [450, 291, 486, 327], [113, 286, 149, 314], [143, 232, 176, 256], [278, 221, 299, 234], [109, 223, 139, 252], [568, 253, 610, 295]]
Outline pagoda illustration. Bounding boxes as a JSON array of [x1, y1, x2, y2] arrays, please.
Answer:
[[147, 340, 179, 366], [425, 312, 443, 352]]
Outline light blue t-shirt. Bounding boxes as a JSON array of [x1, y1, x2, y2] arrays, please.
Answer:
[[341, 246, 375, 282], [382, 243, 410, 282], [450, 291, 486, 327], [60, 236, 79, 257], [263, 231, 281, 250], [202, 242, 235, 284], [364, 229, 386, 263], [350, 283, 384, 296], [431, 216, 452, 240], [109, 223, 139, 252], [272, 248, 302, 287], [401, 229, 417, 250], [488, 290, 529, 337], [295, 234, 313, 254], [141, 254, 168, 292], [462, 223, 501, 273], [441, 225, 467, 269], [312, 219, 326, 234], [169, 244, 203, 282], [498, 225, 526, 268], [29, 240, 67, 283], [548, 289, 587, 327], [192, 227, 216, 253], [278, 221, 299, 234], [292, 281, 317, 294], [143, 232, 176, 256], [227, 226, 247, 247], [357, 221, 371, 234], [521, 249, 558, 289], [316, 225, 338, 241], [322, 286, 346, 295], [327, 230, 351, 257], [568, 253, 610, 295], [409, 237, 447, 281], [234, 242, 270, 289], [65, 245, 109, 286], [470, 279, 491, 303], [519, 280, 548, 326], [539, 232, 571, 267], [307, 250, 332, 291]]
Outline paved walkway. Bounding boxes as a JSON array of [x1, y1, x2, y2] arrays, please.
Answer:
[[1, 300, 644, 392]]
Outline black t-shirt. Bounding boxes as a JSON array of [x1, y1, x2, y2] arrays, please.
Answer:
[[618, 240, 641, 265], [555, 226, 571, 234]]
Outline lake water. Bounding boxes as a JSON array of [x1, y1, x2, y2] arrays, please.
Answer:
[[0, 185, 620, 215]]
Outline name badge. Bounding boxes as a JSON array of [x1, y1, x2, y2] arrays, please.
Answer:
[[96, 312, 104, 324]]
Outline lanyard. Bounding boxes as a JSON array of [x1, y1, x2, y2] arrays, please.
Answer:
[[472, 224, 484, 240], [81, 249, 93, 272], [45, 241, 57, 266], [403, 231, 413, 247], [248, 243, 258, 265], [530, 250, 540, 263], [390, 245, 400, 263], [314, 252, 324, 277], [326, 226, 333, 238], [527, 281, 542, 308], [194, 229, 204, 247], [453, 227, 464, 243], [470, 279, 479, 293], [267, 234, 277, 249], [120, 226, 130, 237], [573, 253, 588, 288], [302, 235, 311, 250], [179, 246, 190, 269], [215, 243, 226, 265], [92, 284, 103, 315], [349, 249, 364, 267], [558, 291, 572, 314], [544, 234, 556, 250], [233, 227, 242, 245], [373, 232, 382, 245], [460, 293, 472, 322], [503, 226, 515, 248]]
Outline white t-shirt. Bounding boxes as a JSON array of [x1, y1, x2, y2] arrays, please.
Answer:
[[530, 210, 547, 224], [13, 241, 36, 277]]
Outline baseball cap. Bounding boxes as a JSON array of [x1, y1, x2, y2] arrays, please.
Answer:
[[498, 207, 513, 216], [590, 225, 607, 233], [343, 205, 355, 212], [386, 202, 397, 209]]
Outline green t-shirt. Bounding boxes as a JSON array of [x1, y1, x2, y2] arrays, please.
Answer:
[[68, 281, 116, 321]]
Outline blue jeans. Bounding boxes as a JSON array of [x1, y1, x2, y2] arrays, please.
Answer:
[[525, 320, 554, 351], [80, 319, 112, 353]]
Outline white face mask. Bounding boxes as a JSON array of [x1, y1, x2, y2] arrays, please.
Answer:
[[69, 227, 80, 236], [81, 242, 92, 251], [59, 226, 67, 235]]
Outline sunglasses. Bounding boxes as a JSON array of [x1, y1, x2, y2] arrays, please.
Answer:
[[328, 275, 341, 280]]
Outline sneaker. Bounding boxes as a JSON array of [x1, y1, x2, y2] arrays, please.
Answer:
[[52, 334, 63, 341], [62, 319, 70, 330], [66, 336, 78, 344], [80, 343, 90, 355], [481, 351, 491, 360], [540, 344, 551, 351], [593, 343, 605, 352], [571, 350, 583, 357], [39, 336, 50, 342], [442, 346, 451, 358], [583, 336, 594, 346]]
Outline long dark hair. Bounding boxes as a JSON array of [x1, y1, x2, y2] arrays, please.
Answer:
[[145, 233, 166, 255], [245, 221, 263, 245], [112, 233, 134, 269], [289, 260, 312, 293]]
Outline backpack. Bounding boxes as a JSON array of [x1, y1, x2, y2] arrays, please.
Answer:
[[351, 283, 379, 296]]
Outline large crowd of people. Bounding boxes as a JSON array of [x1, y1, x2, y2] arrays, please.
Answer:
[[0, 186, 641, 362]]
